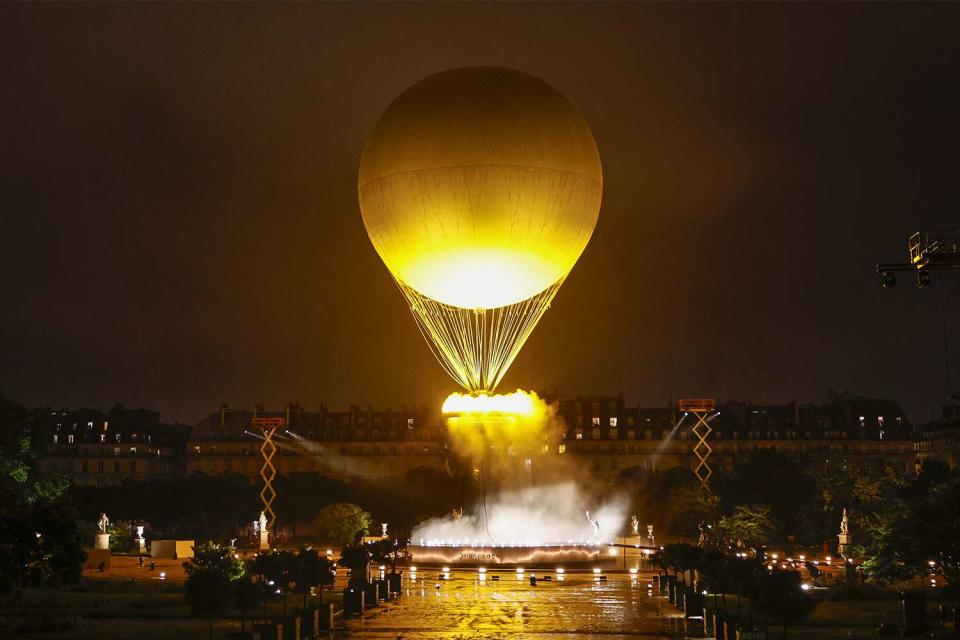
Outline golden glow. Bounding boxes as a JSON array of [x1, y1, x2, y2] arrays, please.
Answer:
[[401, 279, 562, 392], [359, 67, 602, 392], [442, 390, 538, 417], [397, 248, 564, 311], [359, 67, 601, 310], [444, 390, 555, 472]]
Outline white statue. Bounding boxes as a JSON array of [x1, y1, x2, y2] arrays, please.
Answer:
[[98, 513, 110, 533], [257, 510, 270, 550], [630, 515, 639, 535], [452, 507, 463, 521], [585, 511, 600, 538], [381, 523, 388, 537], [840, 508, 849, 536]]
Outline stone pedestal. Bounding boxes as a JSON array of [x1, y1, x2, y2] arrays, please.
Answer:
[[137, 537, 146, 554], [259, 529, 269, 551], [837, 533, 853, 558], [95, 533, 111, 550]]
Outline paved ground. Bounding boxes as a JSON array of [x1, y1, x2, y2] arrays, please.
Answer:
[[342, 570, 697, 639]]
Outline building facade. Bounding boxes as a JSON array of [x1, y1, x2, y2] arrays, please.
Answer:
[[915, 398, 960, 469], [36, 405, 189, 486], [186, 403, 446, 480], [551, 390, 916, 478], [32, 391, 920, 485]]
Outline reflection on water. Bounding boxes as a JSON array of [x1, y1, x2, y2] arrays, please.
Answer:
[[345, 571, 693, 639]]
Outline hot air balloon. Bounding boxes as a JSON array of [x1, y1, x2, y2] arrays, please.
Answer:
[[359, 67, 602, 393]]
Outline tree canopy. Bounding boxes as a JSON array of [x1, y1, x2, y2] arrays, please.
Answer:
[[0, 394, 85, 594]]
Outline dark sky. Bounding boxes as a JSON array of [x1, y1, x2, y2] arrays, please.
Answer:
[[2, 3, 958, 424]]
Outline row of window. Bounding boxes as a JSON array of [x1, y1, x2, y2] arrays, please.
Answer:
[[567, 427, 901, 441], [54, 446, 163, 457], [565, 414, 903, 429], [191, 444, 434, 456], [54, 433, 154, 444], [75, 460, 138, 473]]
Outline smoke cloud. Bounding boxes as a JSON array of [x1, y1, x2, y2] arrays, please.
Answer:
[[413, 390, 629, 545]]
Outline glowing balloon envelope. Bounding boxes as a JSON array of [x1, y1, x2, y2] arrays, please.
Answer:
[[359, 67, 602, 391]]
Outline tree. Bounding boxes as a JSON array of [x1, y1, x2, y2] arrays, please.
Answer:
[[666, 484, 720, 539], [698, 548, 734, 614], [0, 394, 85, 594], [728, 556, 763, 623], [292, 546, 335, 607], [339, 543, 371, 588], [807, 457, 902, 548], [367, 537, 410, 576], [719, 452, 818, 544], [272, 474, 349, 537], [310, 503, 372, 546], [718, 505, 777, 552], [659, 543, 702, 585], [248, 550, 296, 619], [863, 473, 960, 589], [234, 574, 263, 633], [753, 568, 816, 639], [183, 543, 245, 640]]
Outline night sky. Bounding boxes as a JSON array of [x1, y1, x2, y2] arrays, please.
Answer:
[[2, 3, 958, 424]]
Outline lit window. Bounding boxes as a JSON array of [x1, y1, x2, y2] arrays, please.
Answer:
[[858, 416, 865, 427], [407, 418, 414, 428], [53, 435, 58, 444], [68, 435, 74, 444], [113, 447, 120, 456], [558, 444, 566, 454], [878, 416, 884, 427], [87, 421, 93, 428], [610, 417, 618, 427], [130, 447, 137, 454], [115, 433, 121, 442], [575, 432, 583, 440], [592, 417, 600, 426], [879, 430, 885, 440], [99, 434, 106, 443]]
